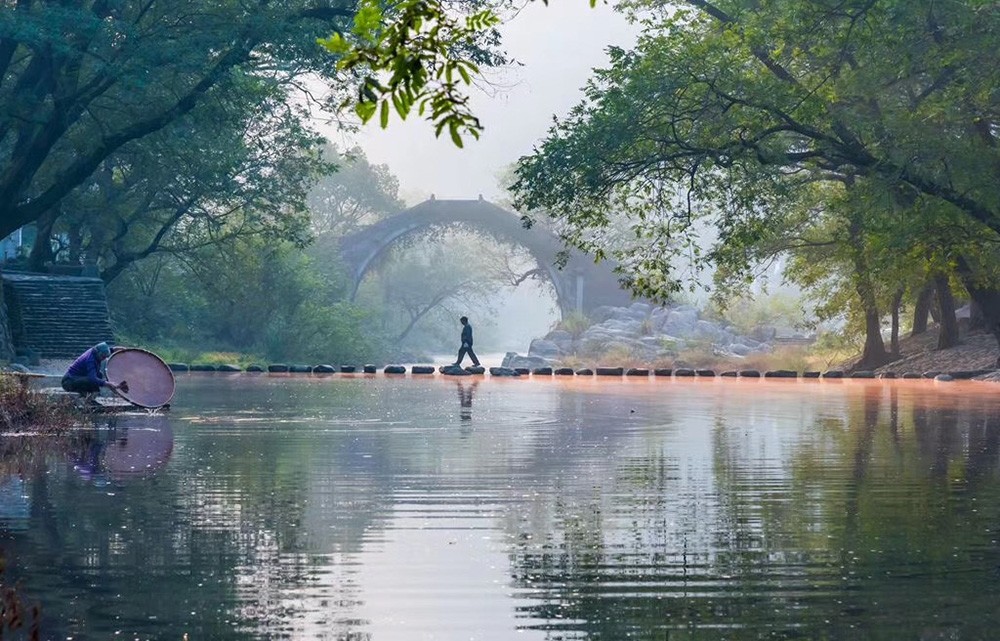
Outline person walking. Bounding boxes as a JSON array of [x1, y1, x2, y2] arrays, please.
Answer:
[[452, 316, 481, 367]]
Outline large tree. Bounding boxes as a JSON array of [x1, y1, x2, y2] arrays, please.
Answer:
[[33, 73, 326, 281], [308, 144, 405, 237], [512, 0, 1000, 358], [0, 0, 502, 240]]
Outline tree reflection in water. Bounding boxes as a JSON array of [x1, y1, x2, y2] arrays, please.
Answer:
[[0, 379, 998, 639], [506, 382, 1000, 640]]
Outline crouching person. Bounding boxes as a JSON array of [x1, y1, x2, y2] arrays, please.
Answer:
[[62, 342, 123, 402]]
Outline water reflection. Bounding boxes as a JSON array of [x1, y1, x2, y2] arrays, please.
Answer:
[[0, 379, 998, 639], [455, 380, 478, 422], [72, 414, 174, 484]]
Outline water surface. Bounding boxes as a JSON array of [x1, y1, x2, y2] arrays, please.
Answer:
[[2, 375, 999, 640]]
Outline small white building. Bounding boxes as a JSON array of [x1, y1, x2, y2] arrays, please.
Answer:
[[1, 225, 34, 261], [1, 229, 22, 259]]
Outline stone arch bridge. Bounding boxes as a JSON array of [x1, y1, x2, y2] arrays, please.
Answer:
[[338, 197, 632, 315]]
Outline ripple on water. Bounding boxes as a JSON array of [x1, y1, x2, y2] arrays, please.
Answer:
[[3, 376, 1000, 639]]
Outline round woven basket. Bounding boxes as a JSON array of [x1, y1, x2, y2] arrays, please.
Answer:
[[105, 348, 176, 408]]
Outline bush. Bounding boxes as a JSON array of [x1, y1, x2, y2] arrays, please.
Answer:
[[553, 311, 592, 339], [0, 375, 77, 433]]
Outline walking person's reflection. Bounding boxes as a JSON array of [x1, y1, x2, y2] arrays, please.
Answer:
[[456, 380, 479, 422]]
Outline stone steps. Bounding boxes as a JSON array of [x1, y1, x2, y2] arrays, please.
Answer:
[[2, 272, 114, 358]]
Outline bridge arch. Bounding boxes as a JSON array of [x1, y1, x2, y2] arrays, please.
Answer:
[[337, 197, 631, 315]]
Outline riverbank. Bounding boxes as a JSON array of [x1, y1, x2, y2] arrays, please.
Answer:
[[0, 373, 79, 433], [858, 327, 1000, 380]]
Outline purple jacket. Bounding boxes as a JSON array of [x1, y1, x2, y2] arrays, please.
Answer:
[[65, 347, 108, 387]]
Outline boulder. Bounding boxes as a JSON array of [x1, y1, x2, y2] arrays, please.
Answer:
[[575, 368, 594, 376], [528, 338, 562, 359], [501, 353, 550, 370], [440, 365, 470, 376], [554, 367, 575, 376], [693, 320, 722, 341], [168, 363, 190, 372], [465, 366, 485, 374], [532, 367, 553, 376], [267, 364, 289, 373], [363, 364, 377, 374], [950, 369, 995, 379], [411, 365, 435, 374], [625, 368, 649, 377], [727, 343, 753, 356], [588, 306, 618, 323], [662, 310, 697, 336], [289, 365, 312, 373], [217, 364, 241, 372], [629, 301, 653, 316], [739, 370, 761, 378], [245, 364, 265, 373], [313, 364, 336, 373], [190, 364, 216, 372], [596, 367, 624, 376], [339, 365, 356, 373], [383, 365, 406, 374], [764, 370, 797, 378], [545, 329, 573, 344], [489, 367, 520, 377]]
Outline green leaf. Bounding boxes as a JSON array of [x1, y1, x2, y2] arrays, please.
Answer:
[[392, 92, 408, 119], [448, 119, 463, 148], [355, 101, 377, 123], [317, 33, 350, 55], [379, 100, 390, 128]]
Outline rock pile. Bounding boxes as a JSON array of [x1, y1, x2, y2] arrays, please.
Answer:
[[505, 302, 788, 368]]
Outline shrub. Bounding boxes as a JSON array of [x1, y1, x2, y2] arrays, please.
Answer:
[[553, 312, 592, 339], [597, 344, 646, 368], [0, 375, 77, 434]]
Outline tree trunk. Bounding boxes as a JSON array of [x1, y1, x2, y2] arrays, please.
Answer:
[[934, 272, 960, 349], [911, 282, 934, 336], [847, 213, 891, 371], [929, 292, 941, 323], [27, 208, 58, 272], [969, 300, 986, 331], [890, 288, 903, 356], [858, 302, 892, 370], [956, 256, 1000, 367]]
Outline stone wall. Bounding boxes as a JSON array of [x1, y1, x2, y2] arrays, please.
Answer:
[[2, 272, 113, 358], [0, 275, 13, 361]]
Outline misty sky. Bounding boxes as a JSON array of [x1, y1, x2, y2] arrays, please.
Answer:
[[343, 1, 638, 205]]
